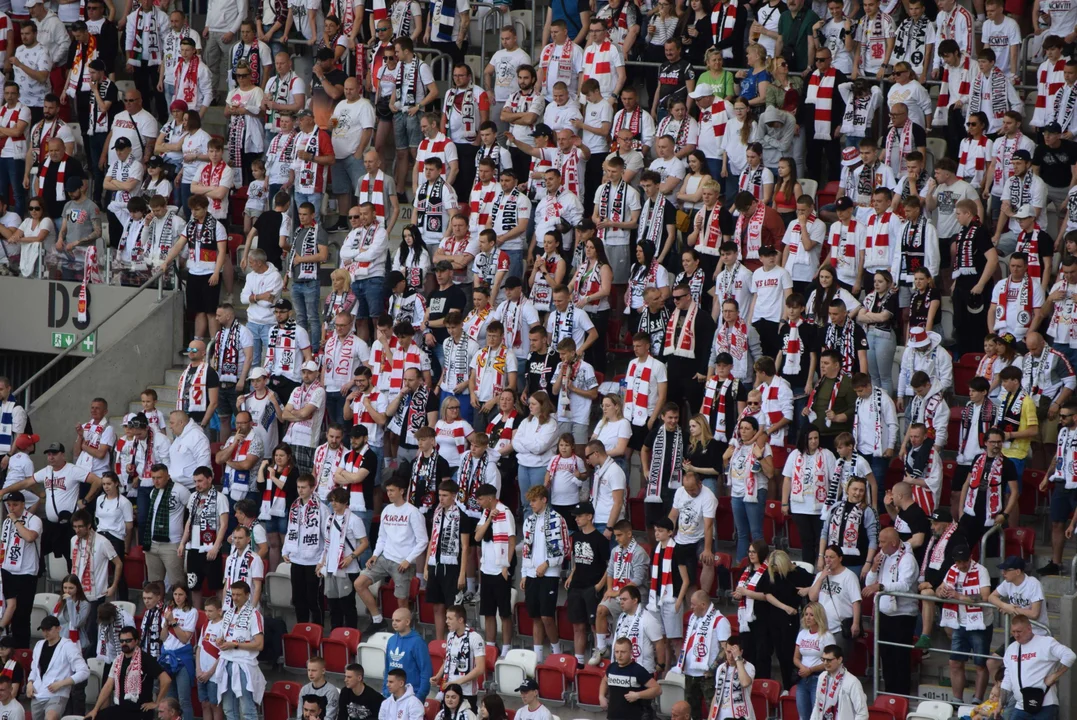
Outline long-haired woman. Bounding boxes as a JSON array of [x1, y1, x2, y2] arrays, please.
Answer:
[[724, 416, 772, 562], [393, 223, 433, 293], [508, 391, 561, 513], [757, 549, 814, 685], [793, 602, 835, 719], [733, 539, 771, 669], [591, 393, 632, 474], [857, 269, 899, 395], [781, 426, 837, 567], [571, 236, 614, 372], [161, 582, 199, 720], [257, 443, 297, 570]]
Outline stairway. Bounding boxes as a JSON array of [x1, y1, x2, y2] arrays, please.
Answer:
[[106, 366, 186, 438]]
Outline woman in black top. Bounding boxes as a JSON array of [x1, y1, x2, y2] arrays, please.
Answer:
[[906, 267, 941, 341], [857, 269, 899, 396], [677, 0, 713, 65], [685, 414, 725, 497], [757, 550, 814, 688]]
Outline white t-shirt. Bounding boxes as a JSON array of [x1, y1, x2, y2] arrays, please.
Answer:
[[546, 306, 596, 350], [185, 490, 231, 551], [749, 266, 793, 322], [795, 628, 837, 669], [0, 512, 42, 576], [282, 384, 327, 449], [109, 110, 159, 165], [95, 494, 134, 540], [70, 532, 118, 601], [543, 100, 583, 132], [813, 569, 861, 633], [548, 454, 587, 505], [444, 628, 487, 696], [614, 606, 665, 672], [591, 458, 627, 525], [581, 101, 613, 153], [981, 17, 1021, 75], [330, 98, 376, 159], [728, 444, 771, 499], [672, 486, 718, 544], [594, 417, 632, 454], [180, 129, 211, 183], [990, 277, 1045, 341], [648, 156, 687, 198], [198, 618, 226, 672], [37, 463, 90, 521], [996, 575, 1050, 635], [162, 606, 199, 651], [488, 48, 531, 103], [554, 359, 599, 424], [782, 218, 826, 282], [13, 44, 51, 108], [434, 419, 474, 468]]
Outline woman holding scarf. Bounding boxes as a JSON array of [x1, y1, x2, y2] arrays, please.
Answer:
[[569, 237, 613, 372], [781, 426, 837, 567], [819, 477, 878, 581], [160, 583, 198, 720], [224, 60, 265, 185], [803, 544, 861, 659], [256, 443, 297, 571], [756, 549, 813, 686], [732, 539, 770, 670], [724, 417, 772, 562]]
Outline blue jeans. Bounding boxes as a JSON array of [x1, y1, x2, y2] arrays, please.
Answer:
[[0, 158, 26, 215], [168, 663, 194, 720], [291, 280, 322, 352], [845, 135, 864, 149], [441, 390, 474, 425], [703, 477, 720, 497], [294, 191, 324, 222], [177, 182, 193, 215], [248, 321, 271, 367], [326, 390, 346, 426], [732, 488, 768, 562], [866, 327, 896, 396], [222, 669, 259, 720], [164, 83, 176, 108], [136, 485, 153, 545], [869, 454, 890, 512], [1012, 707, 1059, 720], [371, 443, 384, 486], [351, 276, 386, 320], [518, 464, 547, 514], [1053, 341, 1077, 372], [504, 249, 525, 283], [1010, 458, 1026, 491], [796, 673, 820, 720]]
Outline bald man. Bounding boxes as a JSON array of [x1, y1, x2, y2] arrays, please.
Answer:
[[676, 590, 731, 719], [382, 608, 432, 700], [356, 150, 400, 233], [330, 77, 376, 231], [883, 481, 930, 566], [670, 701, 692, 720], [863, 527, 919, 695]]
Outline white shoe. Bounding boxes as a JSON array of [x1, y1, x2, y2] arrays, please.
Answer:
[[588, 647, 608, 666]]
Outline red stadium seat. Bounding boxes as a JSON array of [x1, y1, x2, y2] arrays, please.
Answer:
[[230, 188, 248, 227], [556, 605, 574, 641], [482, 644, 497, 685], [575, 662, 609, 708], [786, 516, 802, 549], [869, 709, 896, 720], [750, 678, 780, 720], [417, 590, 436, 626], [873, 694, 909, 720], [282, 624, 323, 671], [321, 628, 362, 673], [424, 699, 440, 720], [380, 578, 420, 616], [271, 681, 302, 712], [629, 488, 647, 529], [1005, 527, 1035, 560], [780, 695, 799, 720], [1020, 469, 1046, 516], [817, 180, 840, 208], [124, 545, 147, 591], [263, 691, 291, 720], [716, 496, 734, 542], [536, 654, 578, 704], [763, 500, 784, 545], [428, 639, 447, 675], [514, 602, 534, 638]]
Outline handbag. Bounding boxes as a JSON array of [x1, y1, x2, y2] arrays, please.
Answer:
[[676, 209, 692, 233], [1017, 644, 1047, 713]]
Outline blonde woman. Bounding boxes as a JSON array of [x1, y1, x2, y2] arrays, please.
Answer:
[[720, 97, 763, 203], [509, 391, 561, 512], [793, 602, 835, 719], [322, 268, 358, 343], [733, 43, 772, 109], [685, 414, 723, 497], [756, 549, 815, 688], [590, 393, 632, 473], [434, 396, 475, 468]]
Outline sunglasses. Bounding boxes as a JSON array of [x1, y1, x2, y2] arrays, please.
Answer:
[[236, 72, 251, 78], [28, 206, 42, 211], [185, 346, 198, 352], [672, 294, 689, 300], [349, 214, 362, 219]]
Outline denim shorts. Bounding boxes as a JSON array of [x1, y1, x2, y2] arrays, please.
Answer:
[[351, 276, 386, 319], [394, 111, 423, 148], [266, 515, 287, 534], [951, 625, 993, 666], [198, 679, 219, 703], [332, 154, 366, 195], [1050, 483, 1077, 523]]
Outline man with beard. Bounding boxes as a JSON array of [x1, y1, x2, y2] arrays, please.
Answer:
[[84, 625, 170, 720]]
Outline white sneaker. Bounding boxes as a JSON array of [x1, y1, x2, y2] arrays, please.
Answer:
[[588, 647, 608, 666]]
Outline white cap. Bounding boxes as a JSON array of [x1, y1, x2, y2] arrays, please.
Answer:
[[1013, 204, 1036, 220], [25, 0, 42, 6], [248, 367, 268, 380], [301, 360, 320, 372], [688, 83, 715, 99]]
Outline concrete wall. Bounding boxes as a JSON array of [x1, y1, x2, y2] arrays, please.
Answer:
[[1061, 593, 1076, 711], [27, 291, 184, 469]]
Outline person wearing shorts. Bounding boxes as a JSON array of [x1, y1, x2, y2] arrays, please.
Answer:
[[591, 519, 650, 665], [476, 484, 516, 655], [342, 202, 389, 334], [392, 37, 436, 201], [162, 194, 227, 341], [195, 597, 225, 716], [521, 485, 570, 659], [425, 480, 469, 636], [355, 475, 428, 631], [942, 544, 994, 703], [566, 503, 610, 664], [647, 518, 687, 644]]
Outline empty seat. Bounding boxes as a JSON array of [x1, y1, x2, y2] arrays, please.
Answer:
[[424, 699, 440, 720], [321, 627, 363, 674], [271, 680, 303, 712], [535, 654, 578, 706], [357, 632, 394, 685], [656, 671, 685, 718], [780, 695, 799, 720], [493, 649, 537, 697], [873, 694, 909, 720], [265, 563, 294, 609], [429, 639, 447, 675], [751, 678, 781, 720], [908, 700, 954, 720], [282, 623, 324, 671], [31, 593, 60, 639], [263, 691, 291, 720], [574, 662, 609, 711]]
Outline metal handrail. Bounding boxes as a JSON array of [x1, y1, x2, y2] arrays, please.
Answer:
[[979, 522, 1003, 567], [870, 589, 1051, 706], [471, 2, 500, 65], [1071, 554, 1077, 594], [14, 269, 170, 408]]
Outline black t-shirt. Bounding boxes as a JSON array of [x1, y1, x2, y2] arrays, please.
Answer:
[[118, 652, 164, 707], [643, 426, 680, 488], [896, 503, 932, 565], [43, 156, 85, 219], [968, 455, 1018, 521], [686, 437, 724, 474], [908, 287, 940, 330], [255, 211, 285, 270], [861, 290, 900, 333], [637, 307, 670, 360], [922, 524, 970, 587], [569, 529, 611, 589], [953, 224, 995, 279], [428, 286, 468, 343], [526, 351, 559, 397], [1033, 139, 1077, 189], [406, 451, 453, 512], [37, 642, 57, 677], [337, 684, 384, 720], [605, 661, 655, 720], [777, 321, 818, 390], [755, 566, 813, 622], [656, 59, 696, 109], [311, 68, 347, 105]]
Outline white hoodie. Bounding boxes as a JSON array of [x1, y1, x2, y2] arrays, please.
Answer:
[[378, 684, 425, 720]]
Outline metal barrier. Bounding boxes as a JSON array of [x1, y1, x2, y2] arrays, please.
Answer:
[[13, 268, 171, 408], [870, 589, 1052, 707], [1071, 554, 1077, 594], [979, 522, 1003, 569], [416, 48, 453, 83]]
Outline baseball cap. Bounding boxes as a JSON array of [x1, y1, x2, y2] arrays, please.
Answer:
[[273, 298, 293, 311], [998, 556, 1027, 571], [532, 124, 555, 140], [14, 433, 40, 452], [3, 492, 24, 503], [44, 442, 65, 454], [297, 109, 313, 119], [1013, 204, 1036, 220], [301, 360, 320, 372], [573, 502, 596, 516], [516, 679, 539, 693], [834, 197, 855, 212], [688, 83, 715, 99], [951, 543, 971, 561], [1012, 149, 1033, 162], [25, 0, 42, 7], [38, 616, 60, 630], [147, 155, 166, 168], [64, 176, 83, 193], [1044, 121, 1063, 134], [248, 367, 268, 380], [928, 507, 952, 523], [113, 137, 132, 151]]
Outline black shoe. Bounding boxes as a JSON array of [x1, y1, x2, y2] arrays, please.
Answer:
[[331, 219, 350, 232], [365, 617, 387, 632], [397, 192, 409, 204], [1037, 562, 1062, 576]]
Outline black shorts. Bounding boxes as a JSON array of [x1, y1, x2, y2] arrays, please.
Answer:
[[629, 424, 649, 451], [217, 383, 240, 420], [185, 272, 221, 315], [186, 549, 224, 591], [480, 571, 513, 618], [674, 540, 701, 588], [524, 575, 560, 618], [425, 563, 461, 605], [644, 487, 676, 525], [566, 586, 599, 625], [552, 504, 579, 533]]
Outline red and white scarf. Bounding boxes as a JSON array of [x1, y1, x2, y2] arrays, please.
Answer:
[[198, 161, 228, 216], [940, 563, 987, 630], [596, 181, 629, 242], [710, 0, 739, 55], [863, 211, 893, 268], [920, 522, 958, 579], [178, 362, 210, 413], [884, 119, 915, 175], [71, 530, 97, 595], [962, 453, 1005, 526], [610, 539, 640, 591], [175, 55, 202, 105], [540, 41, 576, 87], [806, 68, 837, 139], [358, 172, 387, 224], [701, 376, 738, 441], [36, 155, 67, 201], [0, 104, 22, 154], [734, 202, 766, 260], [935, 54, 971, 125], [388, 342, 423, 392], [994, 274, 1033, 329], [474, 344, 509, 396], [958, 136, 990, 184], [624, 359, 654, 426], [1035, 57, 1068, 117], [790, 450, 828, 506], [664, 302, 698, 358], [648, 541, 676, 608], [815, 667, 847, 720], [582, 41, 614, 84], [111, 647, 145, 703], [736, 562, 767, 632]]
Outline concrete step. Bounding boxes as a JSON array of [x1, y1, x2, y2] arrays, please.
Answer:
[[151, 384, 178, 406], [164, 366, 185, 387], [126, 400, 176, 416]]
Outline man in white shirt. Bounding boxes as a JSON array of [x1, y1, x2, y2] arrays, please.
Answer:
[[281, 360, 327, 475], [591, 156, 641, 284], [538, 20, 585, 101], [886, 65, 933, 130], [648, 136, 687, 201], [521, 485, 571, 661], [580, 19, 625, 103], [809, 645, 869, 720], [614, 584, 666, 674], [669, 472, 717, 597], [532, 168, 584, 256], [781, 196, 825, 296], [75, 397, 116, 480], [13, 15, 53, 123], [321, 313, 371, 426], [37, 441, 97, 566], [179, 466, 230, 606], [238, 249, 283, 367], [981, 0, 1021, 78], [990, 556, 1051, 635], [542, 82, 583, 134], [69, 509, 122, 603], [483, 26, 531, 134], [746, 247, 793, 360], [167, 410, 211, 491], [202, 0, 247, 103], [330, 78, 375, 231], [1000, 615, 1075, 714], [852, 373, 899, 507], [339, 202, 389, 344], [123, 0, 168, 119], [143, 464, 193, 589], [0, 492, 43, 649], [212, 304, 255, 440], [172, 38, 213, 115], [26, 616, 90, 719], [994, 153, 1047, 255], [989, 253, 1045, 343], [862, 527, 918, 695]]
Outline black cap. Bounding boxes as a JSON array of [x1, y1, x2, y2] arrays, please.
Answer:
[[572, 502, 595, 516], [1043, 121, 1063, 134], [44, 442, 65, 454], [147, 155, 166, 168], [1012, 149, 1033, 162], [273, 298, 293, 311], [532, 124, 554, 140], [113, 137, 132, 151], [835, 197, 855, 211], [951, 543, 971, 561], [38, 616, 60, 630], [654, 517, 674, 532], [386, 270, 406, 289], [576, 218, 596, 232], [64, 176, 83, 193], [929, 507, 952, 523], [516, 679, 539, 693], [127, 413, 149, 430], [714, 352, 734, 366], [2, 492, 23, 503], [998, 555, 1027, 571]]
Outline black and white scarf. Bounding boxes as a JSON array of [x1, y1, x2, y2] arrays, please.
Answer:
[[141, 603, 163, 657], [215, 322, 243, 379], [415, 178, 447, 235], [1053, 82, 1077, 130], [894, 17, 930, 70], [408, 449, 439, 512], [1008, 171, 1034, 211], [898, 214, 928, 283], [645, 426, 683, 500], [596, 181, 629, 241], [970, 65, 1010, 119], [428, 501, 462, 564], [827, 500, 866, 558]]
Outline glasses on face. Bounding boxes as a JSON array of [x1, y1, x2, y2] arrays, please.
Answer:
[[120, 638, 137, 645], [585, 451, 596, 459], [673, 294, 688, 301], [377, 26, 391, 32], [747, 401, 761, 407], [349, 214, 362, 219], [236, 72, 251, 78], [816, 56, 830, 63], [1061, 414, 1076, 420], [28, 206, 42, 212]]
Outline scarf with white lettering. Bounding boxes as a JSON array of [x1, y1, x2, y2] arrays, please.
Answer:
[[827, 501, 865, 558], [428, 501, 462, 564], [646, 425, 683, 500], [970, 65, 1010, 120], [962, 453, 1005, 526], [815, 666, 847, 720], [521, 506, 568, 560], [940, 563, 986, 630]]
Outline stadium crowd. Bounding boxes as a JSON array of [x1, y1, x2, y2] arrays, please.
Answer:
[[4, 0, 1077, 718]]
